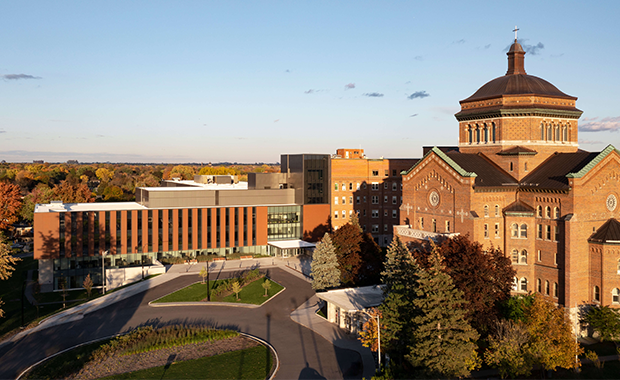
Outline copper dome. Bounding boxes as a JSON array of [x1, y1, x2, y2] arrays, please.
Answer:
[[460, 41, 576, 103]]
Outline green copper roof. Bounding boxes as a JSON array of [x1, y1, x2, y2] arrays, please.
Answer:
[[566, 145, 619, 178], [402, 146, 477, 178]]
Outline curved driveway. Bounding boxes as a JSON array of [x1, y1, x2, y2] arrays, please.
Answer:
[[0, 267, 364, 380]]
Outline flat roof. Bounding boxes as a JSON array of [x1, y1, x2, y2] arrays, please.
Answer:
[[268, 240, 316, 249], [34, 201, 302, 213], [148, 181, 249, 191], [316, 285, 386, 312], [35, 202, 146, 213]]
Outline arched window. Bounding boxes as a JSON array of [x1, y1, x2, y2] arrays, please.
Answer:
[[432, 219, 437, 233], [554, 207, 560, 219], [537, 279, 542, 293], [492, 123, 497, 142], [545, 280, 550, 295], [547, 126, 552, 141], [334, 183, 338, 191], [563, 126, 568, 141], [513, 277, 519, 291], [554, 282, 558, 298], [484, 125, 489, 143], [484, 205, 489, 217], [613, 288, 620, 304], [617, 258, 620, 274], [520, 250, 528, 264], [545, 206, 551, 219], [524, 162, 528, 172], [520, 224, 528, 238], [541, 123, 546, 141], [520, 277, 528, 292], [468, 127, 473, 143], [555, 126, 560, 141], [594, 286, 600, 302], [510, 162, 513, 171], [511, 224, 519, 238], [476, 126, 481, 143], [537, 205, 543, 218], [495, 204, 500, 217], [511, 249, 518, 263]]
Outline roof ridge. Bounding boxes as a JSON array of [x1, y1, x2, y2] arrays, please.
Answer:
[[402, 147, 477, 177], [566, 144, 618, 178]]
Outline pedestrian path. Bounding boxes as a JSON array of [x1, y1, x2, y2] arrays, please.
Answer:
[[290, 295, 376, 380]]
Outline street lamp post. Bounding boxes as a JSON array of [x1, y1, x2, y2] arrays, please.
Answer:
[[361, 308, 381, 369], [101, 250, 109, 295]]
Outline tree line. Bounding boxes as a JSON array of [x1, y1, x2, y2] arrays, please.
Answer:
[[0, 162, 279, 224], [309, 216, 603, 378]]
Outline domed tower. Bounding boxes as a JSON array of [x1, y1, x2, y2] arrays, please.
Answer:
[[455, 38, 583, 180]]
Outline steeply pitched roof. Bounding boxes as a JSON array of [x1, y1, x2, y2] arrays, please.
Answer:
[[446, 151, 518, 188], [589, 219, 620, 244], [520, 151, 602, 190], [504, 200, 535, 216], [497, 146, 538, 156]]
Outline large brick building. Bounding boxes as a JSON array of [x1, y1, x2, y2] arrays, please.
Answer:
[[330, 148, 417, 246], [395, 39, 620, 315]]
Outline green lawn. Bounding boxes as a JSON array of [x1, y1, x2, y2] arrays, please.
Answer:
[[100, 345, 273, 380], [153, 280, 227, 303], [154, 278, 283, 305], [552, 360, 620, 379], [222, 279, 284, 304]]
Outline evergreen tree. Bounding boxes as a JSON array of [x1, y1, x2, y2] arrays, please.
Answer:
[[379, 237, 420, 363], [310, 233, 340, 290], [407, 248, 480, 378], [331, 223, 363, 285]]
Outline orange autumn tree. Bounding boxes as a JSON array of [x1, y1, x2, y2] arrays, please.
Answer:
[[0, 181, 22, 231], [358, 307, 383, 352]]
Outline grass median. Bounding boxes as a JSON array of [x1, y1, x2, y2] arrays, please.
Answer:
[[153, 277, 283, 305]]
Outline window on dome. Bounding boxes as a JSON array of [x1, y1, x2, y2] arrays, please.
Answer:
[[555, 127, 560, 141], [562, 127, 568, 141], [484, 125, 489, 143], [492, 123, 497, 142], [468, 127, 473, 143], [476, 127, 481, 143], [541, 124, 545, 141], [547, 126, 552, 141]]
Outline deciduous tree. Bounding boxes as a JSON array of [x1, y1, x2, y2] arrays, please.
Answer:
[[52, 179, 94, 203], [524, 293, 582, 372], [581, 305, 620, 342], [0, 236, 20, 317], [231, 281, 241, 300], [358, 307, 383, 352], [413, 235, 515, 333], [0, 181, 22, 230], [199, 266, 208, 284], [310, 233, 340, 290], [331, 223, 362, 285], [484, 319, 533, 379], [262, 278, 271, 297], [82, 274, 93, 299]]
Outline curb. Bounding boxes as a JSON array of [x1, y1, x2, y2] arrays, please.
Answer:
[[17, 330, 279, 380]]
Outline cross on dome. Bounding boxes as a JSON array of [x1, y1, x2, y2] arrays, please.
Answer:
[[513, 26, 519, 41]]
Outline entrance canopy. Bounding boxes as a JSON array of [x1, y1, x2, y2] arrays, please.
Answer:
[[268, 239, 315, 258], [268, 240, 316, 249]]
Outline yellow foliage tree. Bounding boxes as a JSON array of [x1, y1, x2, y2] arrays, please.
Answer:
[[524, 293, 582, 372], [358, 307, 383, 352]]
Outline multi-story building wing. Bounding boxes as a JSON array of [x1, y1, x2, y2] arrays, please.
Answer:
[[331, 148, 418, 246], [34, 155, 331, 291]]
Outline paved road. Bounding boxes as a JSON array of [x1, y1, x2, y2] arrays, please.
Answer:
[[0, 267, 363, 380]]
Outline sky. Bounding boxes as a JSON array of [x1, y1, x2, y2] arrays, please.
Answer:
[[2, 0, 620, 163]]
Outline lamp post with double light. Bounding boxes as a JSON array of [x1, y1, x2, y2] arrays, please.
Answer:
[[101, 250, 108, 294]]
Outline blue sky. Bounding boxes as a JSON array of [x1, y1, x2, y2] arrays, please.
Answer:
[[1, 1, 619, 163]]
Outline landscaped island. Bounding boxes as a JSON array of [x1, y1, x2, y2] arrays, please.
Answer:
[[153, 269, 284, 305], [22, 325, 274, 380]]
